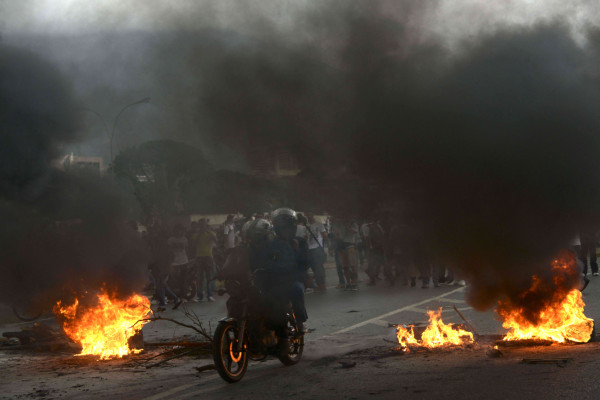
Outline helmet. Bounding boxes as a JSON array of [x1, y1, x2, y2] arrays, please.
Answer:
[[271, 208, 297, 238], [271, 208, 297, 226], [243, 219, 272, 243]]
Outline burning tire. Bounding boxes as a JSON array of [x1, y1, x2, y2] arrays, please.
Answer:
[[277, 316, 304, 366], [12, 303, 43, 322], [213, 320, 248, 383]]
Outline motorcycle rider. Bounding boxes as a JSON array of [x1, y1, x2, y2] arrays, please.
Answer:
[[249, 208, 308, 356]]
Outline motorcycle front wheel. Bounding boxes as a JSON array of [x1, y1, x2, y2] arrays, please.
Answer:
[[213, 321, 248, 383], [278, 317, 304, 366]]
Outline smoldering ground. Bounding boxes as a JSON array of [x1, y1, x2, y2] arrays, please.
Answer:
[[0, 45, 149, 307]]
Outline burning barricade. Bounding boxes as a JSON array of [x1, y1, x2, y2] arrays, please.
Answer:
[[53, 288, 150, 360], [497, 250, 594, 345], [396, 309, 475, 351], [396, 250, 595, 351]]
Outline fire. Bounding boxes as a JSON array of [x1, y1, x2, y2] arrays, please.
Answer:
[[54, 289, 150, 359], [500, 288, 593, 343], [396, 309, 474, 350], [498, 251, 594, 343]]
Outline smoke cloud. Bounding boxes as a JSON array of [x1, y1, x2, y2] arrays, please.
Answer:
[[3, 2, 600, 320], [170, 5, 600, 315], [0, 44, 149, 307]]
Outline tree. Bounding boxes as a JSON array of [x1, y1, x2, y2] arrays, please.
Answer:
[[113, 140, 212, 219]]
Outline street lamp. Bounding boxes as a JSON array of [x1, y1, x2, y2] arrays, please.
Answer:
[[109, 97, 151, 163]]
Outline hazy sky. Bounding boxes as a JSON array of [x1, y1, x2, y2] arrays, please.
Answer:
[[2, 0, 599, 47]]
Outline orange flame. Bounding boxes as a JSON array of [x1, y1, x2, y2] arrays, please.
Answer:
[[396, 309, 474, 350], [500, 288, 593, 343], [54, 289, 150, 359], [498, 253, 594, 343]]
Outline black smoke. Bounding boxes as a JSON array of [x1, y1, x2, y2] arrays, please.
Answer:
[[173, 7, 600, 315], [0, 44, 149, 307], [4, 2, 600, 321]]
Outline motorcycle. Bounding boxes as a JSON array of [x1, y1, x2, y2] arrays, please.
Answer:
[[212, 273, 304, 383]]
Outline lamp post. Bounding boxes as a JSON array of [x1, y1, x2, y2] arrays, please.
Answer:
[[109, 97, 151, 163]]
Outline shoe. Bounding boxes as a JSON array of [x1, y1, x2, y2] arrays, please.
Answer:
[[172, 298, 183, 310], [207, 296, 215, 302], [336, 284, 346, 289], [298, 322, 307, 334], [305, 287, 315, 294], [581, 277, 590, 292], [350, 284, 359, 291], [456, 280, 466, 286], [593, 273, 599, 276]]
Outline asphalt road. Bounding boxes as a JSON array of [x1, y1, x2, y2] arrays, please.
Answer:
[[2, 265, 600, 399]]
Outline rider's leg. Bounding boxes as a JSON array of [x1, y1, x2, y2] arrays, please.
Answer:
[[290, 281, 308, 323]]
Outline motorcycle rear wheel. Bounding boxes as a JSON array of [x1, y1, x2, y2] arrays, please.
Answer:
[[213, 321, 248, 383]]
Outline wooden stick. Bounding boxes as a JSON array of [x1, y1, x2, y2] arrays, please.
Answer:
[[452, 305, 479, 337], [145, 349, 196, 369], [144, 341, 212, 348], [521, 358, 570, 364]]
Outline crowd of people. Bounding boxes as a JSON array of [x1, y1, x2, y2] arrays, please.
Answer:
[[142, 210, 470, 312]]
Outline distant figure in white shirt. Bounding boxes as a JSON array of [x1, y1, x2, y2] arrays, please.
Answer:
[[223, 215, 236, 252]]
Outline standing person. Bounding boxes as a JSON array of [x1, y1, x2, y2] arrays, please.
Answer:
[[306, 213, 329, 292], [365, 220, 386, 286], [333, 217, 359, 290], [187, 221, 199, 259], [295, 214, 313, 291], [329, 218, 346, 289], [356, 218, 366, 267], [386, 220, 416, 287], [223, 215, 236, 253], [296, 214, 309, 240], [168, 224, 189, 306], [193, 219, 217, 302], [579, 226, 599, 276], [149, 225, 181, 311]]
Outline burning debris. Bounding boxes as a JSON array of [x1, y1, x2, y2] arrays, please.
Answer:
[[2, 323, 80, 353], [396, 308, 475, 351], [395, 253, 595, 353], [53, 288, 150, 360], [497, 251, 594, 344]]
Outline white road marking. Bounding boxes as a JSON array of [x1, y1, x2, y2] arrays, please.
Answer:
[[438, 298, 466, 303], [324, 286, 466, 336]]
